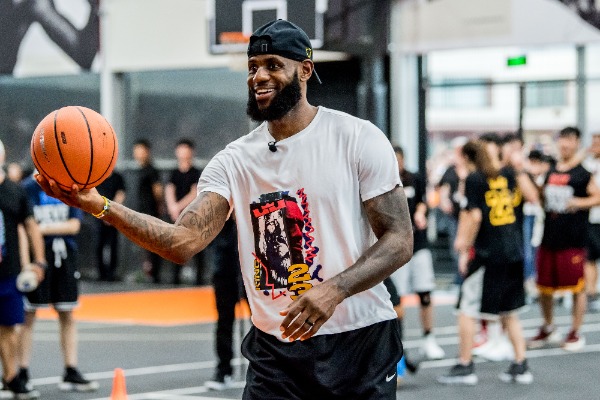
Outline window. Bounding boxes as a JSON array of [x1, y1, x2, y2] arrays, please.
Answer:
[[428, 79, 491, 108], [525, 81, 567, 108]]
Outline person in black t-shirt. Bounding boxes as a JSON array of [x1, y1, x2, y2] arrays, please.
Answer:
[[204, 217, 247, 390], [95, 171, 126, 281], [132, 139, 164, 283], [438, 140, 531, 386], [165, 139, 208, 285], [0, 140, 46, 399], [437, 137, 469, 284], [528, 127, 600, 351], [389, 146, 445, 360]]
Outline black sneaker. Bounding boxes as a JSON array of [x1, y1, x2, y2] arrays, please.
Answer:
[[404, 356, 420, 375], [437, 362, 478, 385], [18, 368, 34, 392], [204, 372, 234, 391], [58, 367, 99, 392], [5, 375, 40, 400], [499, 360, 533, 384]]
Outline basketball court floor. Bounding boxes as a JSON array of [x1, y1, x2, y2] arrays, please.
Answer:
[[21, 281, 600, 400]]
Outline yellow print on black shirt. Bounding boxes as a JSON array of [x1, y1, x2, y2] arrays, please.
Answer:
[[485, 176, 516, 226]]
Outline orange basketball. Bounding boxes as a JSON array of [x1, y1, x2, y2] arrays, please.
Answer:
[[30, 106, 118, 191]]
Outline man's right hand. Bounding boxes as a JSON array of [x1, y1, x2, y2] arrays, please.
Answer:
[[35, 174, 106, 216]]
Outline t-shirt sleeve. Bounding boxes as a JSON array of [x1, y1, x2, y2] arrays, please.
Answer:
[[414, 172, 426, 206], [463, 173, 485, 211], [193, 168, 202, 183], [438, 167, 453, 187], [168, 169, 177, 185], [69, 206, 84, 220], [197, 151, 232, 206], [17, 187, 33, 223], [357, 123, 402, 202], [151, 168, 161, 185], [116, 173, 126, 192]]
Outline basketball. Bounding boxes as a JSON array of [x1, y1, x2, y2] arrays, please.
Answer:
[[30, 106, 118, 191]]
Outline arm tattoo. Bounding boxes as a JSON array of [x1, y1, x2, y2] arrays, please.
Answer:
[[106, 191, 229, 264], [177, 195, 224, 240], [124, 212, 175, 248]]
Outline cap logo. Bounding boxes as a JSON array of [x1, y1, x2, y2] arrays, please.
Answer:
[[306, 48, 312, 59]]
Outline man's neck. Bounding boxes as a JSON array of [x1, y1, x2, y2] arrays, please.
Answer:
[[267, 101, 318, 142], [178, 162, 192, 173], [557, 155, 577, 171]]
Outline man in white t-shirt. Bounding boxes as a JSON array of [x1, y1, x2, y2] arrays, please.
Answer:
[[34, 19, 414, 399]]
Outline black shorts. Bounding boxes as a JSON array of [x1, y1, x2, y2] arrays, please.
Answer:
[[25, 241, 80, 311], [241, 319, 403, 400], [457, 259, 526, 319], [587, 223, 600, 261]]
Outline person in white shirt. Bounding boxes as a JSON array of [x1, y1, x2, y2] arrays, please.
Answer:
[[34, 19, 413, 400]]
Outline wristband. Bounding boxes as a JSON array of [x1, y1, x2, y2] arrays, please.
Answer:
[[32, 261, 48, 270], [93, 196, 111, 219]]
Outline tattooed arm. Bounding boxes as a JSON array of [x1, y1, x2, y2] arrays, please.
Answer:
[[34, 175, 229, 264], [279, 186, 413, 341]]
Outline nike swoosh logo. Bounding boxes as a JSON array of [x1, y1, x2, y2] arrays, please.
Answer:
[[386, 373, 396, 382]]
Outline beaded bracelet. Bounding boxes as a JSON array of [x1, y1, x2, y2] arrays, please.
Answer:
[[93, 196, 111, 219]]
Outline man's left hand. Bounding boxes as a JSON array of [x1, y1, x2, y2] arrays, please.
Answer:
[[279, 282, 346, 342]]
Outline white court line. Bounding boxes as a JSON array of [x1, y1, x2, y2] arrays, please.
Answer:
[[27, 332, 213, 342], [401, 321, 600, 350], [83, 344, 600, 399], [29, 315, 600, 388], [403, 312, 600, 338], [419, 343, 600, 369], [86, 382, 246, 400], [30, 358, 245, 386]]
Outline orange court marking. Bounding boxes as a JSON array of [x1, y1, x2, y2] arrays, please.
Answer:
[[36, 287, 251, 326], [35, 288, 455, 326]]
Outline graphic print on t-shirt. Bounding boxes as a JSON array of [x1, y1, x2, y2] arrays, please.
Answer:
[[32, 192, 70, 224], [250, 190, 321, 300], [485, 176, 516, 226], [545, 173, 575, 214]]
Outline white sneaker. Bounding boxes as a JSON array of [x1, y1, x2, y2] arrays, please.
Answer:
[[472, 338, 493, 357], [205, 374, 233, 391], [477, 335, 514, 362], [421, 334, 445, 360], [562, 330, 585, 352]]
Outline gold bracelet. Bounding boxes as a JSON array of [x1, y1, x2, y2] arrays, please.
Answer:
[[92, 196, 111, 219]]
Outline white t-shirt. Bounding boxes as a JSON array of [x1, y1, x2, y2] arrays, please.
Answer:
[[583, 156, 600, 223], [197, 106, 401, 339]]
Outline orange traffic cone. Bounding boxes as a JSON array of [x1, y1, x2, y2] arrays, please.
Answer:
[[110, 368, 128, 400]]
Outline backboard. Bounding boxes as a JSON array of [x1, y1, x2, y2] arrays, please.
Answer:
[[208, 0, 327, 54]]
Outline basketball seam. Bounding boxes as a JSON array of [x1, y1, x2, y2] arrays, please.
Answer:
[[86, 115, 117, 185], [31, 113, 71, 191], [76, 106, 95, 189]]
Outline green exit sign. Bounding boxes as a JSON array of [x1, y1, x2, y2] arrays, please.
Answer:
[[507, 55, 527, 67]]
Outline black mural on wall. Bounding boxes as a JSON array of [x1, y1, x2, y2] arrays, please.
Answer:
[[0, 0, 99, 75], [559, 0, 600, 29]]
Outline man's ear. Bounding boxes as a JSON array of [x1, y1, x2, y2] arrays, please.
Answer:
[[300, 60, 314, 82]]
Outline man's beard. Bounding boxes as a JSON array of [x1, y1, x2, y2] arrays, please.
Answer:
[[246, 73, 302, 122]]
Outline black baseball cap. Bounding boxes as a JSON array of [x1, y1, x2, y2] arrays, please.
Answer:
[[247, 19, 322, 84]]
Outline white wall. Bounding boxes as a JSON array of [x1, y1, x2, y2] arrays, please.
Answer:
[[103, 0, 231, 72]]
